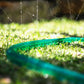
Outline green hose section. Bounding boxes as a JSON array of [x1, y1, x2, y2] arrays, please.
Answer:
[[6, 37, 84, 84]]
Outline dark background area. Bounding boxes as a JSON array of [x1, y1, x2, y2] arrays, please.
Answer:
[[0, 0, 84, 23]]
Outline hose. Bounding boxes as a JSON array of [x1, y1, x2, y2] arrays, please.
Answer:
[[6, 37, 84, 84]]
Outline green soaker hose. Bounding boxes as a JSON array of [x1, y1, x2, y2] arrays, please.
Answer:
[[6, 37, 84, 84]]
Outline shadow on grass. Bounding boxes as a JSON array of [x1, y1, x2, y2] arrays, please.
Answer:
[[0, 59, 28, 83], [0, 47, 28, 83], [60, 32, 84, 37], [33, 31, 84, 37], [0, 59, 61, 84]]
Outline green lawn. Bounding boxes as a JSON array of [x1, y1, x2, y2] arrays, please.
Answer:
[[0, 18, 84, 84]]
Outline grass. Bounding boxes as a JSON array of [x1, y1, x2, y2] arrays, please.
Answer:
[[0, 18, 84, 84]]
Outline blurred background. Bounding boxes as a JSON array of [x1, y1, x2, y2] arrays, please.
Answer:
[[0, 0, 84, 23]]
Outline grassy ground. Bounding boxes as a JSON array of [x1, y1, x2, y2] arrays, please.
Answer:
[[0, 18, 84, 84]]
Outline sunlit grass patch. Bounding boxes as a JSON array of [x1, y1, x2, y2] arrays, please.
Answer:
[[18, 41, 84, 73]]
